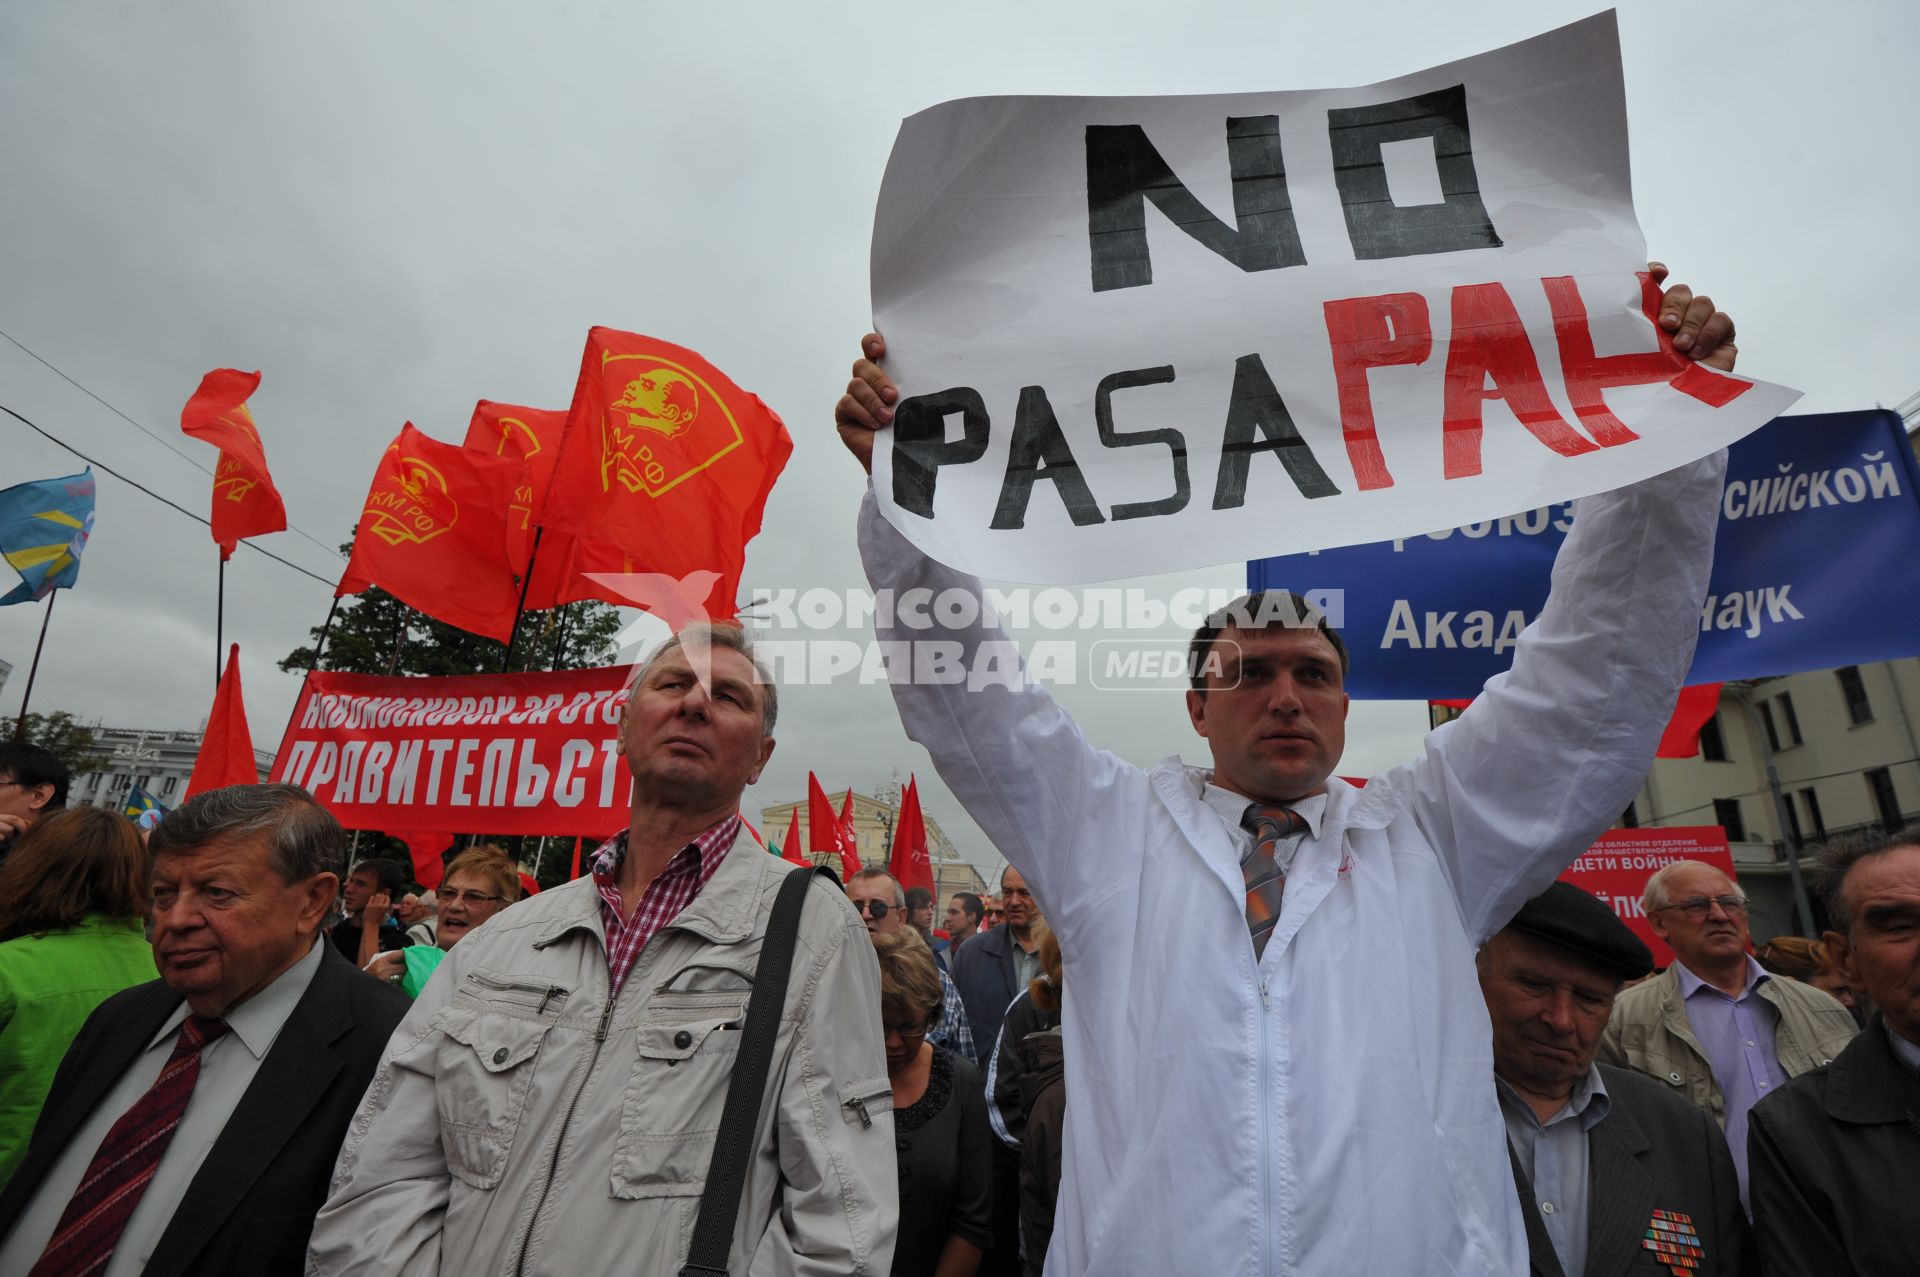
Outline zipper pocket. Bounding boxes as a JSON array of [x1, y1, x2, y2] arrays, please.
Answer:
[[838, 1077, 893, 1129], [466, 970, 571, 1015]]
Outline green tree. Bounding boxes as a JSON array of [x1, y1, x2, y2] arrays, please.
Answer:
[[280, 544, 622, 677], [14, 711, 108, 776]]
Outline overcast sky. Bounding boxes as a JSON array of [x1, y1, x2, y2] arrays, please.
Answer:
[[2, 1, 1914, 879]]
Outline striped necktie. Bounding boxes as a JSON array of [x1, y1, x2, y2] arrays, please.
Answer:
[[30, 1014, 232, 1277], [1241, 805, 1305, 960]]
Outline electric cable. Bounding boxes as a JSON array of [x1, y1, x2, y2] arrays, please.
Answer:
[[1, 401, 339, 589]]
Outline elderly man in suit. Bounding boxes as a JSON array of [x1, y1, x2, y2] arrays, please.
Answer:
[[0, 784, 409, 1276], [1478, 883, 1751, 1277]]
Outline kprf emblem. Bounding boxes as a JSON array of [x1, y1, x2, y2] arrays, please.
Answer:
[[1640, 1209, 1704, 1274], [365, 453, 458, 546], [597, 353, 742, 497], [212, 408, 263, 502]]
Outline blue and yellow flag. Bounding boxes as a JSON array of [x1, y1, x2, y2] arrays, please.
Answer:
[[0, 470, 96, 606], [124, 786, 166, 820]]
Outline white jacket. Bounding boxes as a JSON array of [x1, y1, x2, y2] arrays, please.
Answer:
[[857, 453, 1725, 1277]]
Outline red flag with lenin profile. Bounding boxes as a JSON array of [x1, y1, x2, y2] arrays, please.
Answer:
[[463, 399, 640, 611], [179, 369, 287, 560], [889, 775, 935, 895], [336, 423, 523, 642], [537, 328, 792, 620]]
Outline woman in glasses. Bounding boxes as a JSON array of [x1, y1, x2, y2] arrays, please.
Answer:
[[873, 928, 992, 1277], [365, 845, 522, 997]]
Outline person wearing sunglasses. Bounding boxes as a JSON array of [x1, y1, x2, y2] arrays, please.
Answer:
[[362, 846, 521, 997], [850, 868, 976, 1061], [1601, 859, 1858, 1206]]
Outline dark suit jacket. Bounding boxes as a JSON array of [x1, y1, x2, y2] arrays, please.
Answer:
[[0, 943, 409, 1276], [1509, 1064, 1753, 1277], [1748, 1017, 1920, 1277], [949, 923, 1028, 1053]]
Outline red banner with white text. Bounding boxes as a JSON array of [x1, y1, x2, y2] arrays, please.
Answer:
[[272, 666, 634, 836], [1557, 827, 1737, 969]]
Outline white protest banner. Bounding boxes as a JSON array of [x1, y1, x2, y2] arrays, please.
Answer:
[[868, 11, 1800, 584]]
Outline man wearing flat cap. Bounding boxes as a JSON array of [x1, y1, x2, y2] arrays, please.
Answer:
[[1477, 883, 1752, 1277]]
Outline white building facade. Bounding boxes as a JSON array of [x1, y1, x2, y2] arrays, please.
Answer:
[[69, 726, 274, 813]]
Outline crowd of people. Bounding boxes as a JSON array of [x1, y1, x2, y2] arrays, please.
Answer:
[[0, 272, 1913, 1275]]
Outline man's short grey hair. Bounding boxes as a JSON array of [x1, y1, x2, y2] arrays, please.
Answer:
[[149, 783, 346, 886], [850, 867, 905, 908], [1810, 821, 1920, 936], [629, 622, 778, 735], [1641, 860, 1745, 916]]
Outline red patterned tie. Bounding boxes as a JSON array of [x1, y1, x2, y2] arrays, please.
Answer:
[[29, 1015, 231, 1277], [1241, 805, 1304, 959]]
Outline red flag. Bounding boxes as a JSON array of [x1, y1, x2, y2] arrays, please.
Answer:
[[807, 773, 861, 879], [180, 369, 287, 560], [806, 773, 838, 853], [570, 836, 587, 880], [836, 790, 863, 882], [1657, 683, 1725, 759], [780, 806, 807, 867], [889, 776, 935, 894], [399, 832, 453, 890], [537, 328, 793, 619], [337, 423, 523, 642], [184, 644, 260, 799]]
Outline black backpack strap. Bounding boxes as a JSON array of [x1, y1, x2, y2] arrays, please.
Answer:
[[679, 864, 830, 1277]]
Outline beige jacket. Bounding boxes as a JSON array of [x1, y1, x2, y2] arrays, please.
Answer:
[[309, 829, 897, 1277], [1600, 963, 1858, 1125]]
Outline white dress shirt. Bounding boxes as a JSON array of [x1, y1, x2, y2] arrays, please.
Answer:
[[0, 938, 323, 1277]]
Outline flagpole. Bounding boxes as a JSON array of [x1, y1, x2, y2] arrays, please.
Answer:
[[308, 595, 342, 672], [11, 591, 57, 741], [502, 527, 545, 672], [549, 602, 573, 671], [215, 554, 226, 690]]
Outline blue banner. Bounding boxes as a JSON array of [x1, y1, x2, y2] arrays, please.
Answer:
[[1248, 411, 1920, 699]]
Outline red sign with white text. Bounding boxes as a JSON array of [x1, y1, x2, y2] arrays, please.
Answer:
[[1557, 827, 1737, 969], [272, 666, 634, 836]]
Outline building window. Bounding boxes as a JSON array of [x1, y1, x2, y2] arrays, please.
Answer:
[[1621, 802, 1639, 828], [1782, 795, 1804, 846], [1799, 788, 1827, 840], [1757, 700, 1781, 752], [1777, 692, 1803, 746], [1837, 666, 1873, 725], [162, 776, 179, 796], [1699, 714, 1729, 762], [1867, 768, 1902, 829], [1713, 798, 1747, 842]]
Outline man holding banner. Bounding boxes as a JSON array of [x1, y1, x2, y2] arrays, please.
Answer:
[[839, 254, 1738, 1274]]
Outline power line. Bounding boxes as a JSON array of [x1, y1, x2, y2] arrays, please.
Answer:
[[0, 401, 340, 589], [0, 326, 347, 563]]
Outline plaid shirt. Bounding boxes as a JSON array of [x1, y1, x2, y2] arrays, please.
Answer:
[[933, 967, 975, 1061], [590, 816, 740, 999]]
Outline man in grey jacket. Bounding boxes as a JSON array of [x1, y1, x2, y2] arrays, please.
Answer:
[[310, 625, 897, 1276]]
